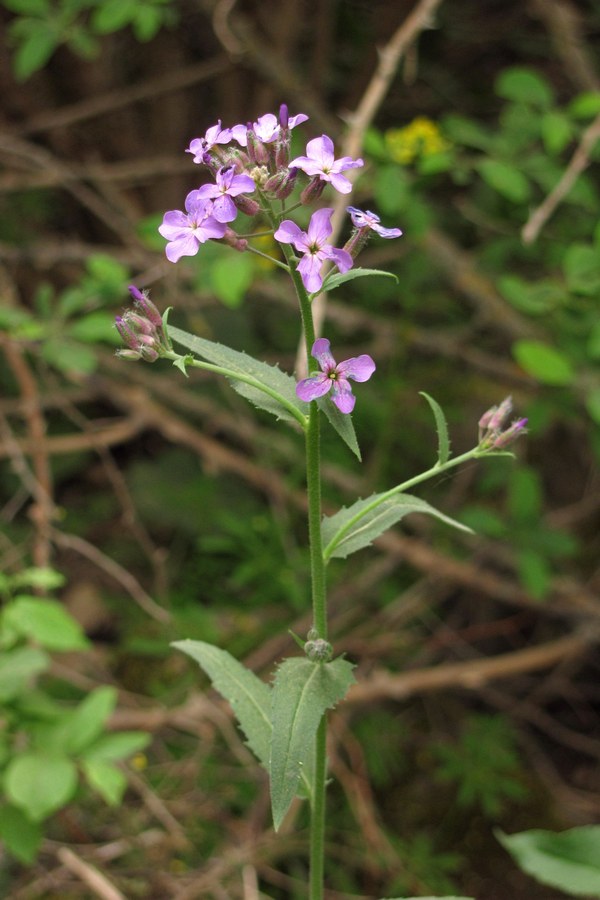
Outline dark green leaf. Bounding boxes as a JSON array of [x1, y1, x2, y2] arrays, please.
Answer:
[[269, 657, 355, 830]]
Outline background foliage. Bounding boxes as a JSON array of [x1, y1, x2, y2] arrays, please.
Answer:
[[0, 0, 599, 897]]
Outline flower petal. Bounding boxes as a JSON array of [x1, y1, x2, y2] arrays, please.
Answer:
[[331, 379, 356, 413], [274, 219, 306, 247], [298, 254, 324, 293], [306, 207, 334, 244], [164, 234, 199, 263], [336, 354, 376, 382], [296, 372, 332, 402], [311, 338, 336, 372]]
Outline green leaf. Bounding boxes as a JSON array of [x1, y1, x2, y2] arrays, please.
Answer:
[[495, 67, 554, 107], [568, 91, 600, 119], [0, 647, 49, 702], [2, 597, 90, 651], [12, 20, 58, 80], [4, 753, 78, 821], [42, 338, 98, 375], [318, 397, 361, 460], [373, 165, 411, 215], [585, 386, 600, 424], [269, 657, 355, 830], [81, 759, 127, 806], [497, 826, 600, 896], [477, 159, 531, 203], [517, 548, 551, 600], [419, 392, 450, 464], [512, 339, 575, 386], [172, 639, 271, 768], [321, 267, 399, 293], [91, 0, 137, 33], [498, 275, 565, 315], [322, 492, 473, 562], [85, 253, 128, 287], [9, 567, 65, 591], [0, 805, 42, 864], [443, 114, 492, 150], [132, 4, 168, 41], [541, 111, 573, 156], [210, 253, 254, 307], [3, 0, 49, 14], [82, 731, 150, 763], [168, 325, 306, 428], [563, 243, 600, 295], [50, 686, 118, 754], [67, 311, 121, 344]]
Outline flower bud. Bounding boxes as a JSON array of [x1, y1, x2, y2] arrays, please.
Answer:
[[492, 418, 528, 449], [222, 228, 249, 252], [264, 167, 297, 200], [234, 195, 260, 217], [300, 175, 326, 205]]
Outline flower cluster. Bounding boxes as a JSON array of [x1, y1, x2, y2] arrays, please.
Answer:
[[158, 105, 402, 297], [115, 286, 169, 362], [478, 396, 528, 449]]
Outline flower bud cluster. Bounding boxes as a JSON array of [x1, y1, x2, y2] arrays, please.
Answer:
[[478, 396, 528, 449], [115, 286, 169, 363]]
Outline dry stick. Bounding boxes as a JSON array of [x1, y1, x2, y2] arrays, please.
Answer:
[[522, 110, 600, 245], [51, 528, 171, 624], [0, 336, 54, 568], [56, 847, 126, 900], [15, 57, 230, 137], [347, 632, 592, 704], [0, 133, 147, 255], [299, 0, 446, 372], [530, 0, 600, 93]]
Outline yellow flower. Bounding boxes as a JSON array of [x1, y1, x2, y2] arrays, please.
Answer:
[[385, 117, 451, 165]]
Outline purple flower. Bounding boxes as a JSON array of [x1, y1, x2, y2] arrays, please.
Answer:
[[158, 191, 228, 262], [478, 396, 528, 449], [274, 207, 353, 293], [296, 338, 376, 414], [289, 135, 363, 194], [196, 166, 256, 223], [347, 207, 403, 238], [186, 121, 233, 163], [231, 110, 308, 147]]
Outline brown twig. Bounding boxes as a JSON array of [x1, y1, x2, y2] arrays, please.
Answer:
[[305, 0, 446, 371], [522, 111, 600, 244], [55, 847, 126, 900]]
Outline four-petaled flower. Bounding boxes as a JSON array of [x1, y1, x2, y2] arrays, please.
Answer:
[[186, 121, 233, 163], [296, 338, 376, 414], [158, 192, 227, 262], [196, 166, 256, 222], [274, 208, 353, 293], [347, 207, 403, 238], [231, 111, 308, 146], [289, 135, 363, 194]]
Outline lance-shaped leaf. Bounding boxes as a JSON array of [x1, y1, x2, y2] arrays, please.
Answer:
[[172, 640, 271, 769], [318, 396, 361, 460], [322, 492, 473, 561], [168, 325, 306, 427], [420, 391, 451, 465], [269, 656, 355, 831], [497, 826, 600, 897], [321, 267, 399, 294]]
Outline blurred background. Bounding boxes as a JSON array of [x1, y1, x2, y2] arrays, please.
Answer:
[[1, 0, 599, 897]]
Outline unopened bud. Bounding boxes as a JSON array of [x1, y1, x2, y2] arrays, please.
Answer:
[[300, 175, 326, 205], [222, 228, 248, 252], [264, 167, 297, 199], [492, 418, 528, 449], [246, 126, 269, 165], [305, 638, 332, 662], [343, 227, 371, 260], [234, 195, 260, 217]]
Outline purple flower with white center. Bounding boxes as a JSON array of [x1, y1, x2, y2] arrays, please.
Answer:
[[158, 191, 228, 262], [347, 207, 403, 238], [296, 338, 376, 414], [186, 121, 233, 163], [196, 166, 256, 223], [289, 135, 363, 194], [231, 110, 308, 147], [274, 207, 353, 294]]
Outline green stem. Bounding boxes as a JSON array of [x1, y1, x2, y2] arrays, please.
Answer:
[[322, 446, 484, 562], [309, 717, 327, 900], [276, 234, 327, 897], [162, 350, 308, 430]]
